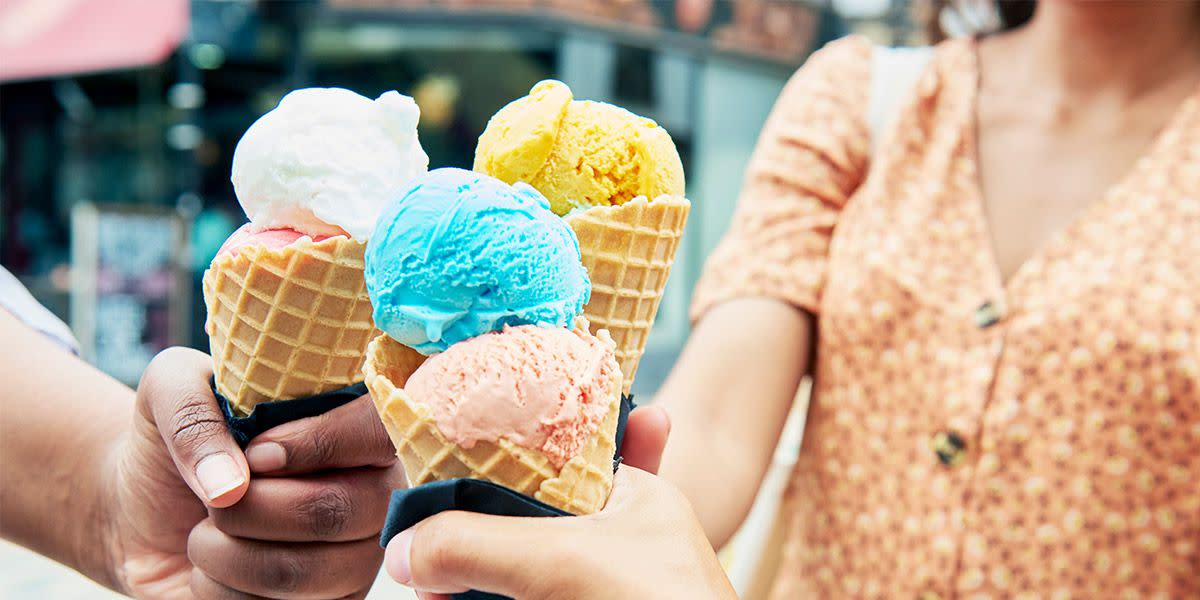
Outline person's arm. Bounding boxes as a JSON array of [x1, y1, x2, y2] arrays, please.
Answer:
[[655, 37, 872, 547], [656, 299, 813, 548], [1, 306, 401, 598], [0, 308, 131, 590]]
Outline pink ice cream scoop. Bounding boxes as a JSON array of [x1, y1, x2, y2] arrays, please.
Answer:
[[404, 324, 619, 469], [216, 223, 336, 258]]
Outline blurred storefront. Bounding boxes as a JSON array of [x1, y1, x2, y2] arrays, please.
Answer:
[[1, 0, 924, 392]]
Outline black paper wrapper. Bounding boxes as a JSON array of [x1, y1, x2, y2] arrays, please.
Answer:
[[380, 394, 635, 600], [212, 379, 368, 448]]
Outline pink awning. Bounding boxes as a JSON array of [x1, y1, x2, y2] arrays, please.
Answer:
[[0, 0, 189, 83]]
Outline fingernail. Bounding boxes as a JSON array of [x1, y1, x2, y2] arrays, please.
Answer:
[[245, 442, 287, 472], [385, 530, 414, 584], [195, 453, 245, 502]]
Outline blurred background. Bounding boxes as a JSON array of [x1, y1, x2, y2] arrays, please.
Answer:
[[0, 0, 940, 394], [0, 0, 959, 597]]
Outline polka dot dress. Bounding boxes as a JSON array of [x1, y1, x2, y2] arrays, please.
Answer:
[[692, 36, 1200, 600]]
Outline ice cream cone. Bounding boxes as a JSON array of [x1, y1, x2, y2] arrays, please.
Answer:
[[363, 333, 621, 515], [566, 195, 691, 393], [203, 236, 376, 415]]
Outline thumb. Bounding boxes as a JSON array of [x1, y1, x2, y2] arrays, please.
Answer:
[[137, 347, 249, 508], [620, 405, 671, 474], [385, 511, 579, 597]]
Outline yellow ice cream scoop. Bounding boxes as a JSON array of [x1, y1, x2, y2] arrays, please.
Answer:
[[474, 80, 685, 216]]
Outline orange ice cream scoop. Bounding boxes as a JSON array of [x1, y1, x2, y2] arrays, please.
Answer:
[[474, 79, 685, 216], [403, 324, 620, 469]]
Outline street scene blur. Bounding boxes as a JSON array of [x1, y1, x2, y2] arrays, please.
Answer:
[[1, 0, 931, 395]]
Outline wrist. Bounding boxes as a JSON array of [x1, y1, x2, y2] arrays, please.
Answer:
[[63, 430, 131, 595], [94, 435, 132, 595]]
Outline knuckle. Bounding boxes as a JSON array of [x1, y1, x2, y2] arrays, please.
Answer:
[[305, 424, 340, 467], [168, 389, 224, 452], [297, 484, 355, 539], [366, 417, 397, 459], [417, 517, 470, 577], [189, 569, 231, 600], [356, 397, 394, 449], [257, 550, 306, 593], [426, 541, 465, 579]]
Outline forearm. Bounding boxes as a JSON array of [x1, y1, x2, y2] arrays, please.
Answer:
[[657, 413, 771, 548], [0, 310, 132, 591], [655, 299, 813, 547]]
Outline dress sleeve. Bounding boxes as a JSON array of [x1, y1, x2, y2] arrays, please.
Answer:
[[690, 36, 872, 321]]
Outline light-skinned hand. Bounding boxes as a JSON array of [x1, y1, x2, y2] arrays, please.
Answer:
[[382, 406, 737, 600]]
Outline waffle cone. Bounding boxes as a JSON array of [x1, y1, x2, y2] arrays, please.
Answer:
[[566, 195, 690, 393], [203, 236, 376, 415], [363, 333, 621, 515]]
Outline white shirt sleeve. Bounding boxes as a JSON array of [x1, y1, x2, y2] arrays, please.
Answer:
[[0, 266, 80, 354]]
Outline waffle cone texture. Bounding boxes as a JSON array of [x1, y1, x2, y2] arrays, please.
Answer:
[[566, 195, 690, 393], [203, 236, 376, 415], [363, 333, 622, 515]]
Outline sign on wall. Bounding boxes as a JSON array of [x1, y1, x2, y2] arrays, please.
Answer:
[[71, 203, 189, 384]]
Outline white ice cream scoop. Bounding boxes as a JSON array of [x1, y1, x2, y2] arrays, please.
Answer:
[[231, 87, 429, 239]]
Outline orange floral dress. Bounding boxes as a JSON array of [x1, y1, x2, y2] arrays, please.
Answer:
[[692, 36, 1200, 599]]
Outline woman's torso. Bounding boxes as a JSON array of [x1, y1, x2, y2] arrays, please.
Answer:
[[777, 37, 1200, 599]]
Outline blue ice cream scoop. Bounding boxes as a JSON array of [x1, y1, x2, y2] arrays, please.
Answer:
[[365, 168, 591, 354]]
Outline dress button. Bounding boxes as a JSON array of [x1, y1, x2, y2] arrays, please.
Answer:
[[931, 431, 967, 467], [974, 300, 1003, 328]]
